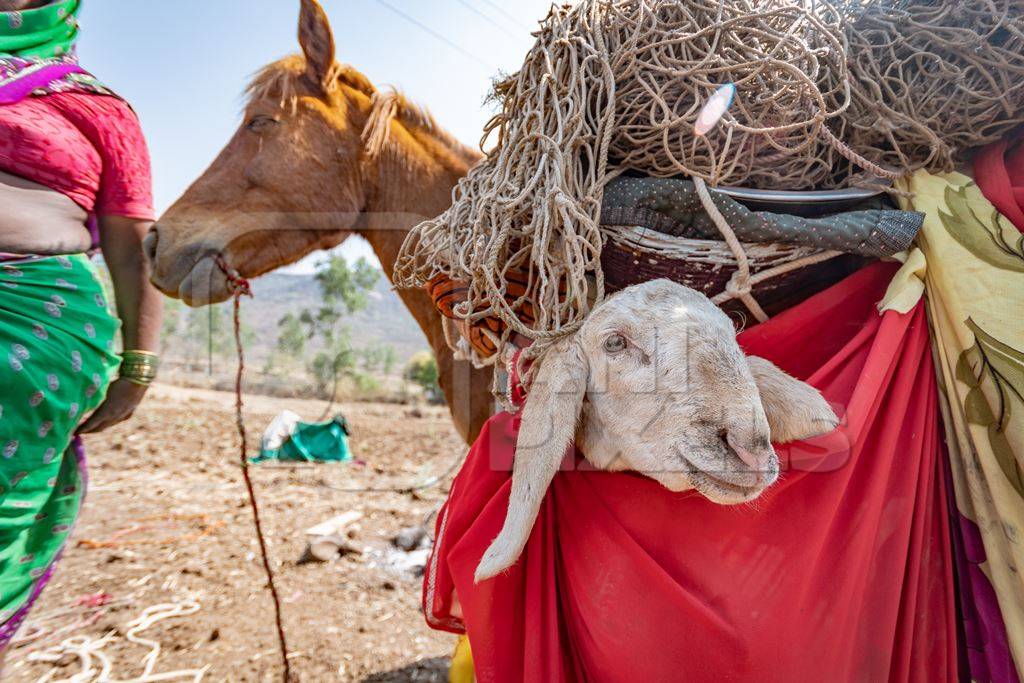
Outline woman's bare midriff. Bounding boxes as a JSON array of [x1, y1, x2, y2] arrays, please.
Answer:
[[0, 170, 92, 254]]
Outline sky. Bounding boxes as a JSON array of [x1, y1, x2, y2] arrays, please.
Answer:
[[76, 0, 555, 272]]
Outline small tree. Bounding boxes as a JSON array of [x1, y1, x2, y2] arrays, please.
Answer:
[[381, 346, 397, 375], [184, 304, 237, 372], [276, 313, 307, 356], [266, 312, 307, 373], [296, 256, 381, 397], [359, 344, 398, 375], [160, 298, 184, 356], [307, 328, 356, 395], [299, 256, 380, 343], [405, 351, 442, 403], [315, 256, 380, 314]]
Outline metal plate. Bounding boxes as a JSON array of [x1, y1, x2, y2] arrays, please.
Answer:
[[715, 185, 888, 217]]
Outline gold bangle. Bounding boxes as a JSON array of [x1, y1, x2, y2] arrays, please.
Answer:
[[119, 350, 159, 386], [121, 350, 158, 360]]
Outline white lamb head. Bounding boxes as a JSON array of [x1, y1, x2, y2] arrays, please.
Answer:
[[475, 279, 838, 582]]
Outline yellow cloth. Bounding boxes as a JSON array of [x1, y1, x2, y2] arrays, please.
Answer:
[[896, 170, 1024, 676], [879, 248, 927, 314], [449, 634, 474, 683]]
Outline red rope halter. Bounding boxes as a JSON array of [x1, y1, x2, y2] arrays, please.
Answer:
[[216, 255, 292, 682]]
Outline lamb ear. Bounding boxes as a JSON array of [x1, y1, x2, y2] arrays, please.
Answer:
[[475, 340, 588, 583], [298, 0, 336, 93], [746, 356, 838, 443]]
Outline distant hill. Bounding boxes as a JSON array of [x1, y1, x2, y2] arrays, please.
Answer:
[[244, 271, 431, 367], [160, 269, 431, 373]]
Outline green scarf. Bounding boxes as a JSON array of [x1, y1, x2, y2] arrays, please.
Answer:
[[0, 0, 80, 59]]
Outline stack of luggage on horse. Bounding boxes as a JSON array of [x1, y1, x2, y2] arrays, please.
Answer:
[[395, 1, 1024, 680]]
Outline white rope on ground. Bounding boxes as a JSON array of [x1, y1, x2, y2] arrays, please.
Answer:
[[27, 601, 208, 683], [12, 597, 134, 650]]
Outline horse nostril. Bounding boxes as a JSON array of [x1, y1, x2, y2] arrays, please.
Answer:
[[143, 226, 159, 264]]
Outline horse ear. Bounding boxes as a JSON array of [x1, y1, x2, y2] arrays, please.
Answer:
[[298, 0, 336, 93], [475, 341, 588, 582], [746, 356, 838, 443]]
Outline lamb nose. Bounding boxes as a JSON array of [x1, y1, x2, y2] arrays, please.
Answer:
[[726, 432, 771, 472]]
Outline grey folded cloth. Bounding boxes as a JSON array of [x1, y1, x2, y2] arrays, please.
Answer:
[[601, 177, 922, 258]]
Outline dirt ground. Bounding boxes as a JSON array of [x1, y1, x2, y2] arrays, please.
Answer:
[[6, 384, 468, 682]]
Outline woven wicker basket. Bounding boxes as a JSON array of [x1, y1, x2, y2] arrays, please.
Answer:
[[428, 225, 865, 359], [600, 224, 864, 319]]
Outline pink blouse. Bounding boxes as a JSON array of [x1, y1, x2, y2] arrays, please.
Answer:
[[0, 92, 155, 220]]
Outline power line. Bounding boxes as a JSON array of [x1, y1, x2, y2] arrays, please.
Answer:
[[371, 0, 496, 72], [454, 0, 520, 40], [479, 0, 533, 31]]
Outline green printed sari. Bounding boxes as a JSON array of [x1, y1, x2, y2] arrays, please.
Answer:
[[0, 254, 118, 642], [0, 0, 81, 59]]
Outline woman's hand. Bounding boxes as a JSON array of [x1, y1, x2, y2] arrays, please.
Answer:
[[80, 214, 164, 435], [76, 378, 149, 434]]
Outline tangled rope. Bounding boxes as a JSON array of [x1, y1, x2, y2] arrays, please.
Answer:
[[394, 0, 1024, 364], [841, 0, 1024, 179], [27, 601, 208, 683], [397, 0, 851, 357], [12, 594, 128, 652]]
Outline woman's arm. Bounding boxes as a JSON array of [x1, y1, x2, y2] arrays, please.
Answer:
[[77, 215, 164, 433], [97, 215, 163, 351]]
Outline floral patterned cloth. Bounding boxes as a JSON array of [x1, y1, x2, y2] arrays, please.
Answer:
[[0, 54, 112, 103], [893, 171, 1024, 681], [0, 254, 118, 646]]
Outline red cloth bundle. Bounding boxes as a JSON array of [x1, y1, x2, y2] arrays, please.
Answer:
[[975, 135, 1024, 234], [970, 135, 1024, 235], [423, 262, 958, 682]]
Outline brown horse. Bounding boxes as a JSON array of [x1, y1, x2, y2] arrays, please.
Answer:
[[146, 0, 492, 444]]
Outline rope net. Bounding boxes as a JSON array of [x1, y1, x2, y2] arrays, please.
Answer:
[[841, 0, 1024, 178], [394, 0, 1024, 362]]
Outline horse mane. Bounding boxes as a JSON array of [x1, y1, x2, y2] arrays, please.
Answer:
[[245, 55, 473, 162], [362, 89, 463, 159]]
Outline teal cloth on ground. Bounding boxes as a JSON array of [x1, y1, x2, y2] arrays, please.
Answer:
[[254, 415, 352, 463]]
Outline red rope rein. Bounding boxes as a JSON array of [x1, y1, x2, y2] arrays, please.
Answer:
[[217, 256, 293, 682]]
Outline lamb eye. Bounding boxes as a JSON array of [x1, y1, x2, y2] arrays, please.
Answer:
[[603, 334, 627, 353], [246, 116, 278, 132]]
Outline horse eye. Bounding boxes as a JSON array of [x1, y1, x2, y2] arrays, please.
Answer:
[[246, 116, 278, 132], [603, 334, 627, 354]]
